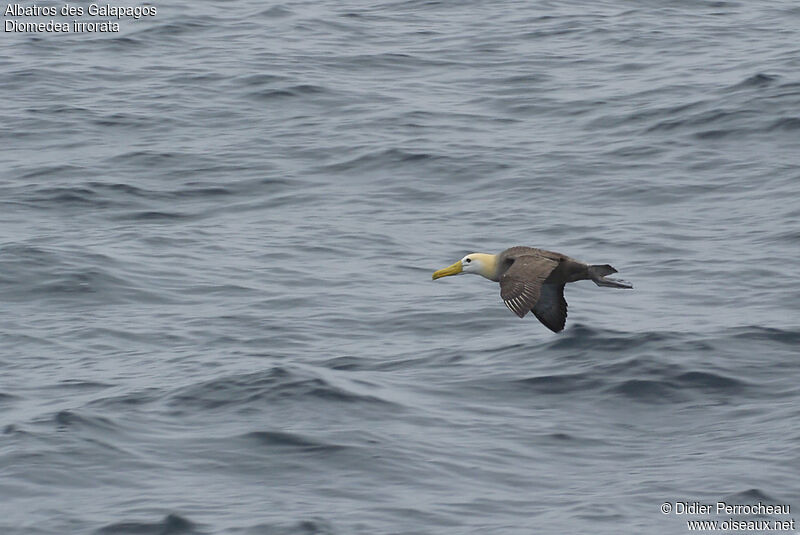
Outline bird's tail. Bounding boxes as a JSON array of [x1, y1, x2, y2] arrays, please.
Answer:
[[589, 264, 633, 289]]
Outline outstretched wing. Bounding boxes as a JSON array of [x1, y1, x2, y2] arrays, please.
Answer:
[[499, 256, 559, 318], [532, 283, 568, 333]]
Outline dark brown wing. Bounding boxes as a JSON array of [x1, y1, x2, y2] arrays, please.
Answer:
[[532, 283, 568, 332], [499, 256, 559, 318]]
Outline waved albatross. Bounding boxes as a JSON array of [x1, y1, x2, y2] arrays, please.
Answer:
[[432, 246, 632, 333]]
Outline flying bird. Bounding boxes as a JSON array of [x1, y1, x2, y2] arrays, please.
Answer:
[[432, 246, 632, 332]]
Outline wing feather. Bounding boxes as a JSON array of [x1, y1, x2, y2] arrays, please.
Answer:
[[532, 283, 568, 332], [499, 256, 559, 318]]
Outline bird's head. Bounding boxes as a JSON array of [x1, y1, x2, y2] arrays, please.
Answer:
[[432, 253, 497, 280]]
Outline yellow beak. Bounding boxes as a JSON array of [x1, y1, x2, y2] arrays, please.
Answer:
[[432, 261, 463, 280]]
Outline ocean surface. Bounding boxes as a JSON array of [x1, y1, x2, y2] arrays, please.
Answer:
[[2, 1, 800, 533]]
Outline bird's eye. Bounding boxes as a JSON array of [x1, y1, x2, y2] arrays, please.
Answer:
[[465, 258, 471, 263]]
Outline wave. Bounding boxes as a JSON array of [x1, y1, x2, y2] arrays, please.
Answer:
[[94, 514, 198, 535], [255, 5, 294, 19], [240, 519, 337, 535], [514, 373, 603, 395], [246, 84, 334, 103], [721, 488, 778, 504], [729, 73, 779, 90], [238, 431, 348, 454], [447, 324, 791, 404], [0, 243, 183, 306], [0, 392, 19, 406], [167, 366, 393, 412], [7, 178, 287, 210], [318, 147, 447, 174], [505, 368, 749, 404]]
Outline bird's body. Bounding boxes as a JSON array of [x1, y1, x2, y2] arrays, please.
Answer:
[[432, 246, 632, 333]]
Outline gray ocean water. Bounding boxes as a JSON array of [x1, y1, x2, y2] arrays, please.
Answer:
[[2, 1, 800, 534]]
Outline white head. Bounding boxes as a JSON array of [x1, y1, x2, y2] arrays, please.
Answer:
[[432, 253, 498, 280]]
